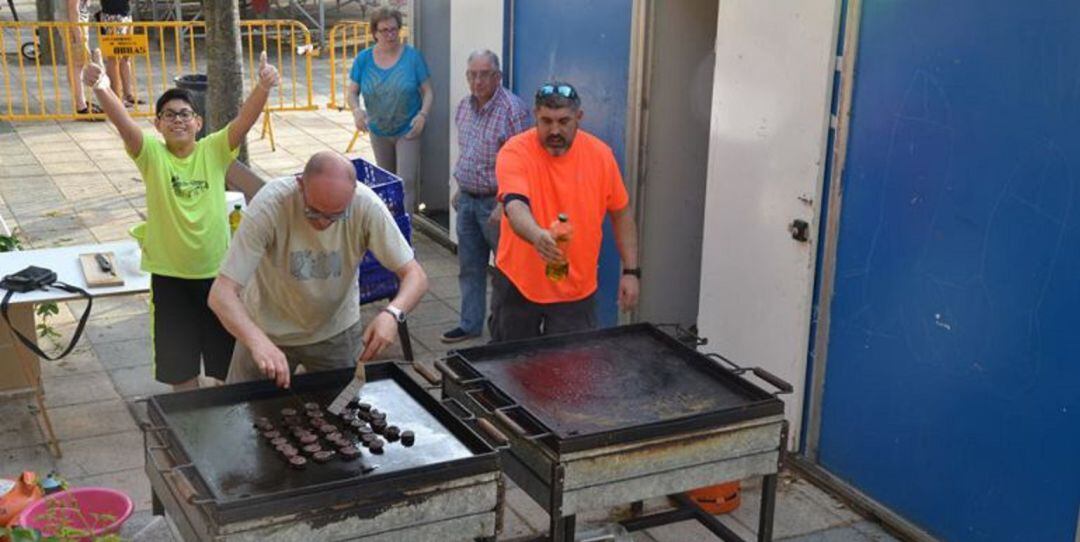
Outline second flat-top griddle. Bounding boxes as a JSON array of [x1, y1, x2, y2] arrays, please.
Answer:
[[442, 323, 786, 453]]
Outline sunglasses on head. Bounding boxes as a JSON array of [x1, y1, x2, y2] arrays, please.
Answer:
[[536, 84, 578, 100]]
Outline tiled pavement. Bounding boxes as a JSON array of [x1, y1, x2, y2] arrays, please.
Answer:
[[0, 3, 899, 541]]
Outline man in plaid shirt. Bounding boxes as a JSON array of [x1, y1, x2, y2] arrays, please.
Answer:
[[442, 50, 531, 343]]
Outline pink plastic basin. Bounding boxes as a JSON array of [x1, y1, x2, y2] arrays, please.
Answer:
[[17, 487, 133, 539]]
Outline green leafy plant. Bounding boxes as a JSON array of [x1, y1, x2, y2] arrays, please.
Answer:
[[0, 230, 63, 350], [8, 491, 123, 541]]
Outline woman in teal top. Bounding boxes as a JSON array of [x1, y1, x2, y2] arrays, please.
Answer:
[[347, 7, 433, 214]]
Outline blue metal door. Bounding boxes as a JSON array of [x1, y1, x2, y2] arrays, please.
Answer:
[[509, 0, 633, 327], [818, 2, 1080, 540]]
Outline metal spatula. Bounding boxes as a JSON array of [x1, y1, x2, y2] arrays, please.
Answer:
[[327, 363, 366, 415]]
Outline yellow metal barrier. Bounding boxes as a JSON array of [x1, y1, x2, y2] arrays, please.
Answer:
[[0, 20, 315, 132], [326, 21, 411, 153]]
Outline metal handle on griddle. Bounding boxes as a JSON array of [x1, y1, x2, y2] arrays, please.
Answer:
[[433, 358, 461, 383], [705, 353, 793, 396], [144, 427, 214, 506], [413, 361, 441, 385], [494, 409, 527, 437], [476, 418, 510, 446]]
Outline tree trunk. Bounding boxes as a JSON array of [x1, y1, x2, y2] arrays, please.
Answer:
[[205, 0, 247, 163]]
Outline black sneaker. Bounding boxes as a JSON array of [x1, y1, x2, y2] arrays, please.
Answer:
[[441, 327, 478, 344]]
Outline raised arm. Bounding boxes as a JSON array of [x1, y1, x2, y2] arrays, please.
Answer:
[[228, 51, 279, 151], [82, 49, 142, 156], [208, 274, 292, 388]]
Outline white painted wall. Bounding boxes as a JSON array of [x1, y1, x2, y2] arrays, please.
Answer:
[[697, 1, 840, 447], [447, 0, 504, 243]]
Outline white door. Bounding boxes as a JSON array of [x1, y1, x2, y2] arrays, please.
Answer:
[[696, 1, 840, 447]]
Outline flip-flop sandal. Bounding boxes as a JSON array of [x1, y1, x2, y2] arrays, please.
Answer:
[[75, 104, 105, 121]]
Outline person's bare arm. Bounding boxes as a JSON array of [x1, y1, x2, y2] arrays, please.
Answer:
[[227, 51, 278, 151], [83, 49, 142, 156], [359, 260, 428, 361], [208, 275, 292, 388], [404, 81, 434, 140], [347, 81, 368, 133], [504, 199, 561, 263], [226, 162, 265, 202], [610, 205, 640, 310]]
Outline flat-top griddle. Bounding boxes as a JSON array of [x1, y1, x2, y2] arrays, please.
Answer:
[[146, 362, 497, 524], [442, 323, 785, 453]]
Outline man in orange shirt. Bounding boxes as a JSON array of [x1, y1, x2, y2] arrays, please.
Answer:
[[492, 81, 640, 341]]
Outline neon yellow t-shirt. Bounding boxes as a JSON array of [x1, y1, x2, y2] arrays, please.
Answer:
[[132, 126, 239, 278]]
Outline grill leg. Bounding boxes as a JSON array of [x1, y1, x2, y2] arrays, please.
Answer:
[[152, 489, 164, 516], [549, 514, 576, 542], [758, 474, 778, 542]]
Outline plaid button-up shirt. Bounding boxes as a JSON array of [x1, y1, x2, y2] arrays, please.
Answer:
[[454, 86, 532, 195]]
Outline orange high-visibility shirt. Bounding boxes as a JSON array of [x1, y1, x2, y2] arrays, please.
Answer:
[[495, 128, 629, 304]]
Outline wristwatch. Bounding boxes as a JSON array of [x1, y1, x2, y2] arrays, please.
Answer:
[[382, 305, 407, 323], [622, 268, 642, 278]]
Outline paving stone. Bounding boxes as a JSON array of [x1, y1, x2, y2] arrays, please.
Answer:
[[108, 365, 171, 399], [69, 466, 153, 512], [40, 345, 106, 378], [0, 398, 48, 451], [94, 338, 153, 370], [0, 163, 47, 177], [0, 152, 42, 166], [427, 274, 461, 300], [407, 298, 460, 328], [49, 399, 138, 441], [86, 313, 152, 345], [732, 475, 853, 540], [419, 255, 461, 279], [850, 520, 903, 542], [42, 370, 121, 408], [648, 518, 754, 542], [1, 442, 59, 476], [54, 430, 144, 478]]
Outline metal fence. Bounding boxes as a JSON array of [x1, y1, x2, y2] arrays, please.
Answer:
[[0, 19, 315, 122]]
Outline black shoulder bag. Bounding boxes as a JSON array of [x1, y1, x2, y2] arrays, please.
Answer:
[[0, 265, 93, 360]]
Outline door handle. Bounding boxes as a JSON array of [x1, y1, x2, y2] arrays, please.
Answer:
[[789, 219, 810, 242]]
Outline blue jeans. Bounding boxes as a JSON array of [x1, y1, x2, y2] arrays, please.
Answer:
[[456, 192, 499, 335]]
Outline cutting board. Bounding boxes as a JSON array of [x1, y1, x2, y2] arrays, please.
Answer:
[[78, 252, 124, 288]]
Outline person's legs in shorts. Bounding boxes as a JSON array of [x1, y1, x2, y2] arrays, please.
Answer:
[[150, 275, 206, 391], [191, 278, 235, 385]]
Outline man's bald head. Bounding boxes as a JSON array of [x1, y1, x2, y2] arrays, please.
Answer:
[[299, 151, 356, 229]]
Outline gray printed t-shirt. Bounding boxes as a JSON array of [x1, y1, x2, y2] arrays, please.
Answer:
[[219, 178, 413, 346]]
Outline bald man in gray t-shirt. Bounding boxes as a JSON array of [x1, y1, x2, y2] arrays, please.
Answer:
[[209, 151, 428, 388]]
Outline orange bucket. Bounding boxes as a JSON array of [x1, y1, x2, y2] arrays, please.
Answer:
[[688, 481, 741, 514]]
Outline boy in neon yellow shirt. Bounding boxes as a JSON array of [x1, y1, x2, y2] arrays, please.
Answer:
[[82, 48, 279, 390]]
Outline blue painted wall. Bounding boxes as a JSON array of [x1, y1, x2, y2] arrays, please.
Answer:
[[818, 2, 1080, 540], [510, 0, 632, 327]]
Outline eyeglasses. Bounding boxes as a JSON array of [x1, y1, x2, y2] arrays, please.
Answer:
[[536, 84, 578, 101], [466, 70, 497, 81], [301, 188, 353, 222], [304, 204, 352, 223], [158, 109, 196, 121], [377, 26, 400, 35]]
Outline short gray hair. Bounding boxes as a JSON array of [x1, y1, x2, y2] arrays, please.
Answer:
[[466, 49, 500, 72]]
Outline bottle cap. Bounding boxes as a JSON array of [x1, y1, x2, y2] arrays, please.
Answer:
[[557, 213, 568, 222]]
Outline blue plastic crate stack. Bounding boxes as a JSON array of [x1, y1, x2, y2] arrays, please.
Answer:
[[353, 158, 412, 304]]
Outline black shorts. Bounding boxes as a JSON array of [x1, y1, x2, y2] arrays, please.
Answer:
[[489, 269, 597, 343], [150, 274, 235, 384]]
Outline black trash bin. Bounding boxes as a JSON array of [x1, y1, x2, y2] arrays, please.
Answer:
[[173, 74, 208, 139]]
